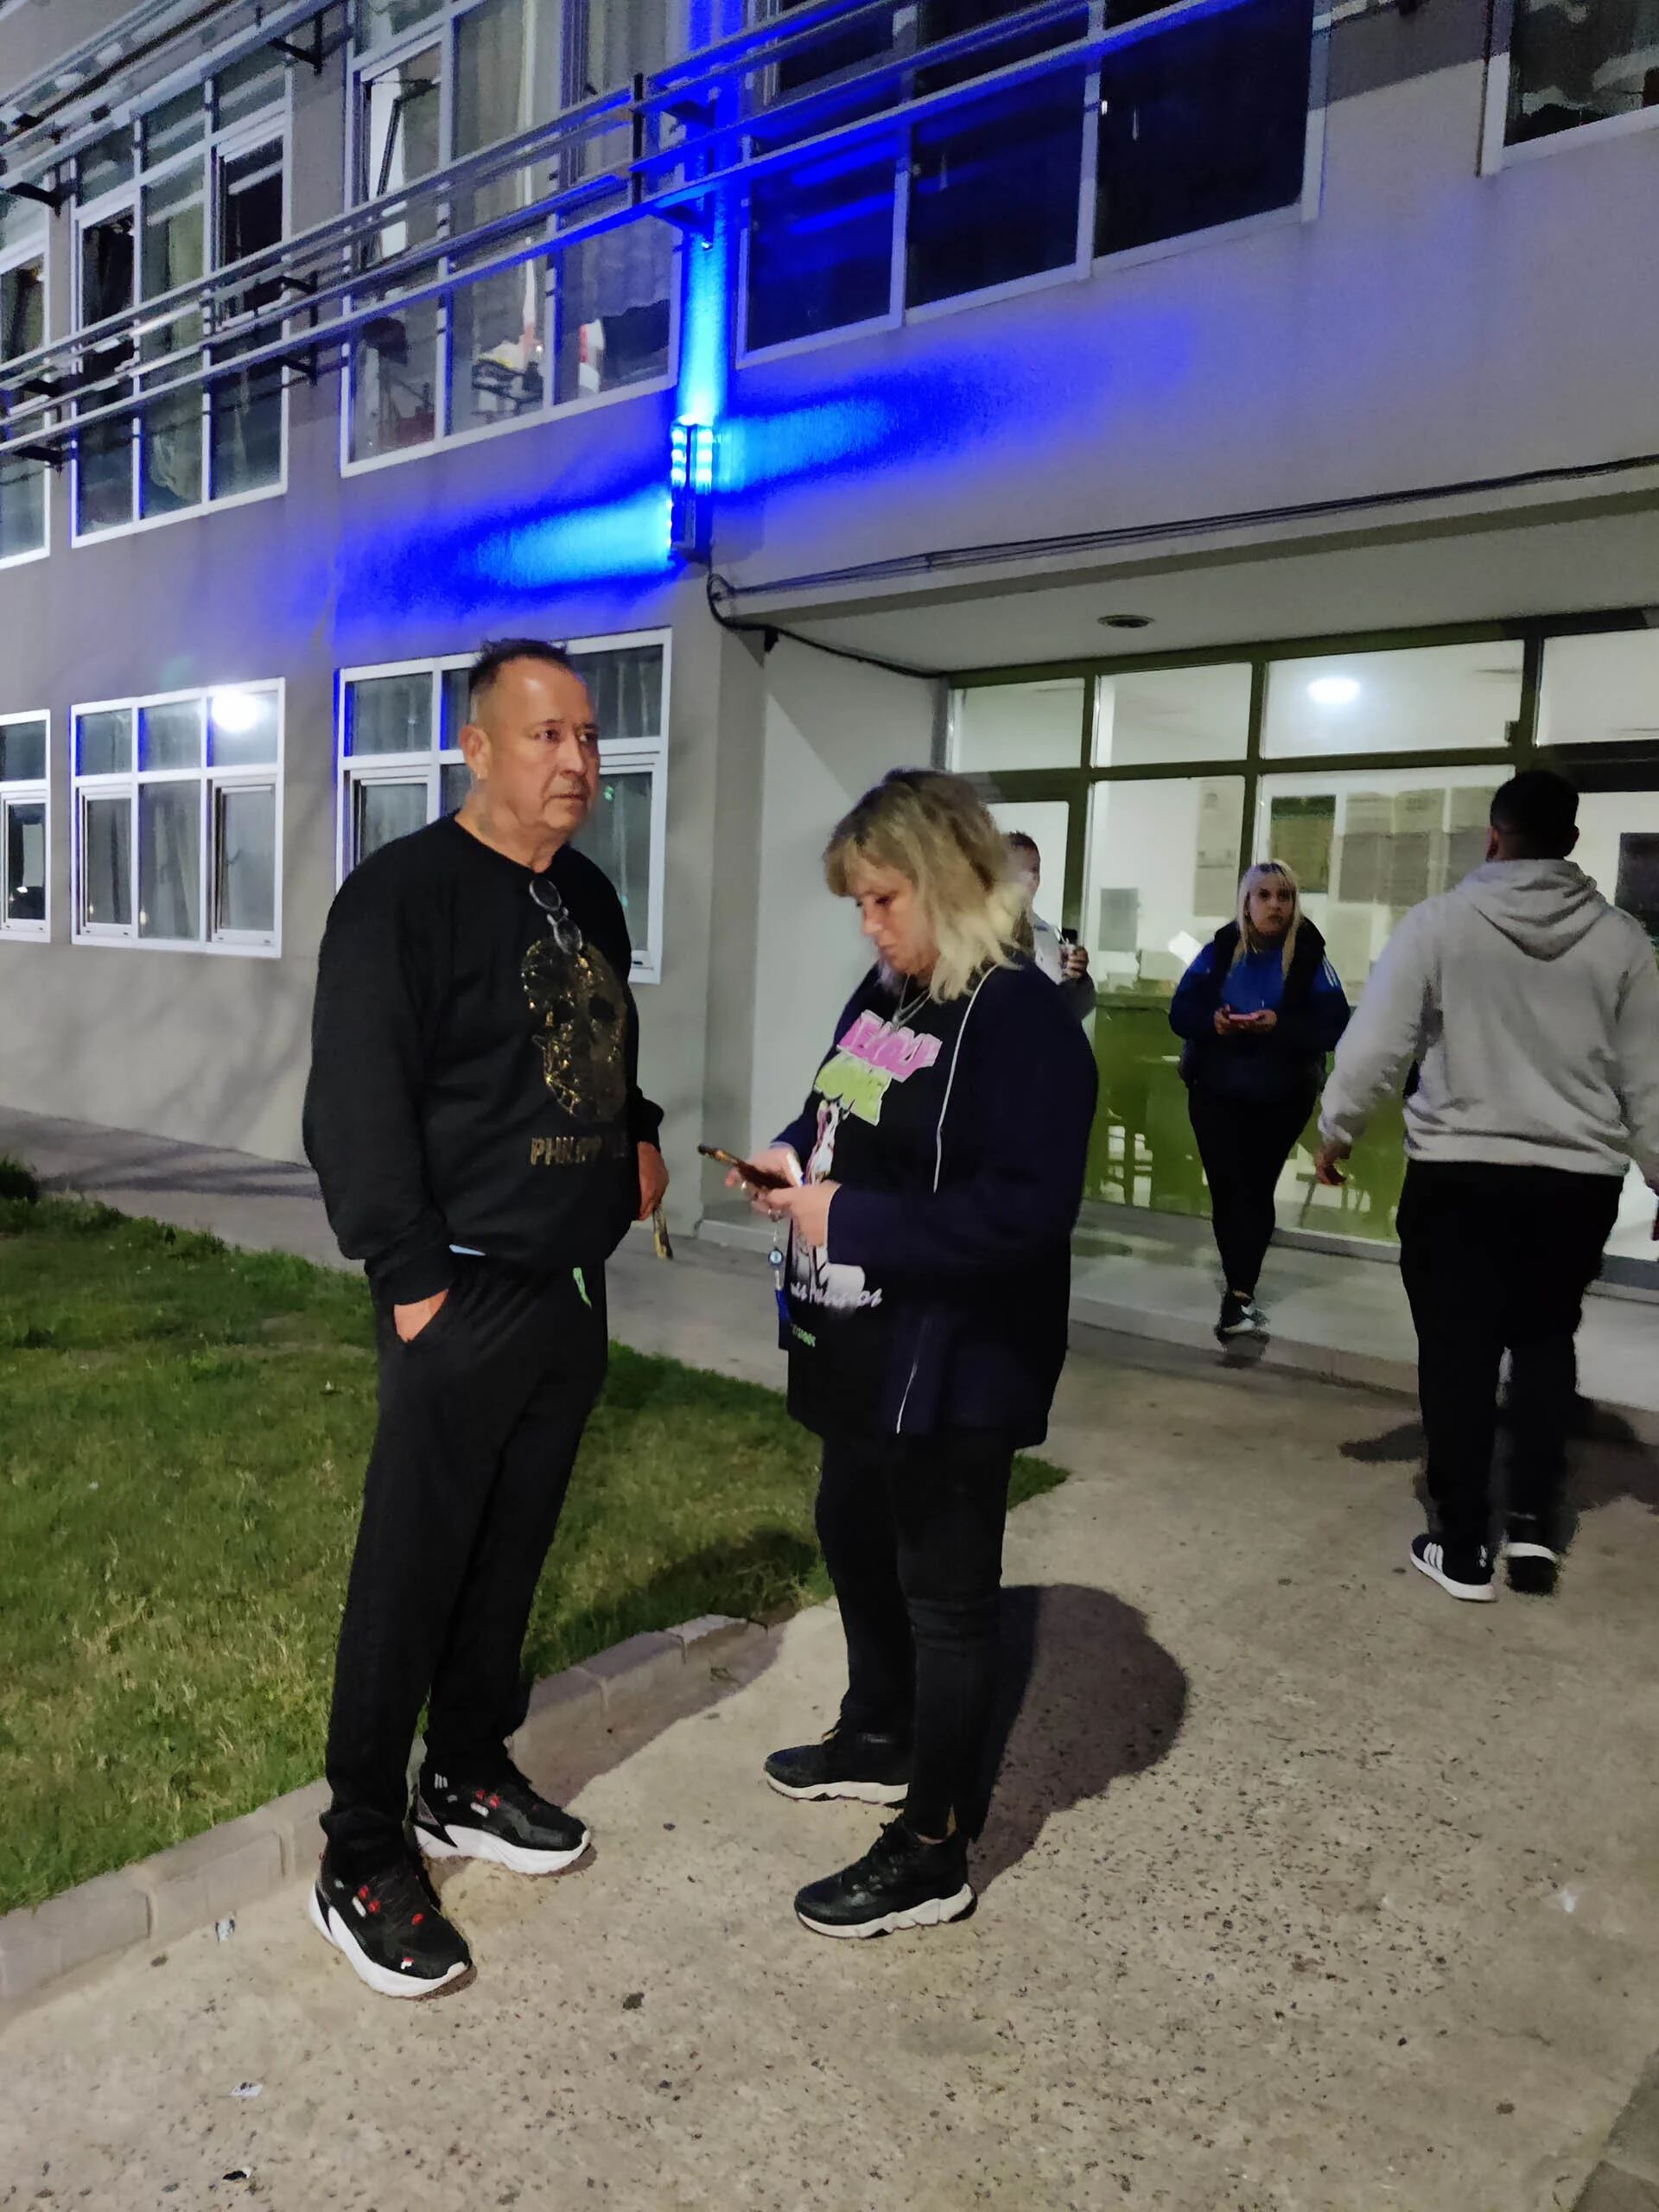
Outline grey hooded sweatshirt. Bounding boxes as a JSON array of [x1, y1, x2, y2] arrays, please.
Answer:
[[1319, 860, 1659, 1181]]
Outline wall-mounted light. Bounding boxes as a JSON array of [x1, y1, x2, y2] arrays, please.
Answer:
[[670, 419, 715, 562], [1307, 676, 1360, 708]]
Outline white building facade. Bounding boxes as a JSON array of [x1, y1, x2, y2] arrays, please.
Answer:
[[1, 0, 1656, 1274]]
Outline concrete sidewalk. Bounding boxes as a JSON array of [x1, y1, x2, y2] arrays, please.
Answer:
[[9, 1100, 1659, 1425], [3, 1109, 1659, 2208]]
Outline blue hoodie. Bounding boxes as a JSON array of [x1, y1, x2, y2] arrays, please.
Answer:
[[774, 958, 1098, 1447], [1170, 923, 1350, 1106]]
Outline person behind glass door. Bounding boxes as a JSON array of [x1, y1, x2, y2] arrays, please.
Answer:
[[1169, 860, 1350, 1343], [1005, 830, 1093, 1020], [728, 770, 1096, 1941]]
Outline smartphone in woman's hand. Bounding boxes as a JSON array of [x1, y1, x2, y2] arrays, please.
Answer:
[[698, 1143, 791, 1192]]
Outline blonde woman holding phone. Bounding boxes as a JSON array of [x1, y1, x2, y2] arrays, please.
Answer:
[[1169, 860, 1350, 1343], [728, 769, 1096, 1941]]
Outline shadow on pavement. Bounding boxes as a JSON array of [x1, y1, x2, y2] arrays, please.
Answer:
[[971, 1582, 1187, 1892], [1339, 1398, 1659, 1543], [500, 1529, 817, 1816]]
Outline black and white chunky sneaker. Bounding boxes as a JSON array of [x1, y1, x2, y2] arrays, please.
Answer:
[[414, 1762, 591, 1875], [1410, 1533, 1496, 1603], [308, 1846, 472, 1999], [794, 1818, 975, 1940], [1503, 1517, 1561, 1597], [765, 1726, 911, 1806]]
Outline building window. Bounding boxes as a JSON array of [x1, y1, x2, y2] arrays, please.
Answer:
[[1503, 1, 1659, 149], [0, 196, 49, 564], [0, 713, 49, 939], [345, 0, 678, 468], [71, 685, 282, 951], [1096, 0, 1315, 257], [1261, 642, 1525, 760], [907, 2, 1090, 309], [743, 0, 1319, 356], [70, 55, 289, 540], [1537, 629, 1659, 747], [338, 632, 669, 978]]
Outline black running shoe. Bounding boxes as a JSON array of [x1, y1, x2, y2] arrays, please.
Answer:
[[765, 1726, 911, 1806], [1216, 1293, 1262, 1343], [308, 1846, 471, 1999], [414, 1760, 591, 1875], [1503, 1519, 1561, 1597], [1410, 1533, 1496, 1603], [795, 1818, 975, 1940]]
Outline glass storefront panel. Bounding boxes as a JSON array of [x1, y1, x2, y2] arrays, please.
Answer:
[[1571, 786, 1659, 1268], [952, 628, 1659, 1282], [953, 678, 1086, 772], [986, 795, 1073, 927], [1253, 765, 1505, 1242], [1094, 663, 1250, 767], [1537, 630, 1659, 749], [1262, 641, 1524, 760], [1082, 775, 1245, 1215]]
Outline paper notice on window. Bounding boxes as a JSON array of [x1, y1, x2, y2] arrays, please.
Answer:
[[1192, 781, 1241, 918], [1388, 788, 1443, 909], [1320, 904, 1376, 990], [1442, 785, 1495, 890], [1268, 794, 1335, 894], [1336, 791, 1390, 904]]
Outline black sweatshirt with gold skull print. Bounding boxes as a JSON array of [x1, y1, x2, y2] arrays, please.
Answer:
[[304, 816, 663, 1304]]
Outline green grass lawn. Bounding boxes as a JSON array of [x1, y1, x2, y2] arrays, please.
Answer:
[[0, 1186, 1065, 1915]]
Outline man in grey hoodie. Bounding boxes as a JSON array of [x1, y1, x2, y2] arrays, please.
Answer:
[[1315, 770, 1659, 1603]]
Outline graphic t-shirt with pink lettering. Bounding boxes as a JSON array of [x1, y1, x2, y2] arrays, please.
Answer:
[[781, 972, 969, 1439]]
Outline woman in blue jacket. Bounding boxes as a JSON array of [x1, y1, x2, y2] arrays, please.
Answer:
[[730, 769, 1096, 1942], [1169, 861, 1350, 1343]]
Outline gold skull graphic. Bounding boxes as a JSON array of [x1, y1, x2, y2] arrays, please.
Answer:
[[520, 936, 628, 1125]]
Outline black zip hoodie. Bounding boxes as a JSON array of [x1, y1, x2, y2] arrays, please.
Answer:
[[303, 816, 662, 1302]]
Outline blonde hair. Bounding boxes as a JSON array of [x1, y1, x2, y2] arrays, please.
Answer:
[[1234, 859, 1303, 977], [824, 769, 1026, 1001]]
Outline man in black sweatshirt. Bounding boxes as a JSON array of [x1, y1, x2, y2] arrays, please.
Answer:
[[302, 638, 666, 1999]]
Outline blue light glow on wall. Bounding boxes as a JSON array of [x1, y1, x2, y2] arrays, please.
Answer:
[[469, 484, 674, 591]]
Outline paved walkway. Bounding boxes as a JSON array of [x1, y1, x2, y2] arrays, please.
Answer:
[[10, 1099, 1659, 1422], [3, 1109, 1659, 2209]]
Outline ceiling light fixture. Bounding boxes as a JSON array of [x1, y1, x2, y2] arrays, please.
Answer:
[[1307, 676, 1360, 708]]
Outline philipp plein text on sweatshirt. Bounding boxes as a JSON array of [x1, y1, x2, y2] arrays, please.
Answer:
[[303, 816, 663, 1303]]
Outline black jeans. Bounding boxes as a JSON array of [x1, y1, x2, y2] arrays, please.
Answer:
[[1187, 1085, 1311, 1297], [1396, 1161, 1622, 1557], [322, 1257, 607, 1872], [816, 1429, 1014, 1840]]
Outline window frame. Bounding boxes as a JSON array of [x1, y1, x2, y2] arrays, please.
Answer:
[[736, 0, 1328, 367], [949, 610, 1659, 1282], [1480, 0, 1659, 175], [0, 709, 51, 941], [70, 680, 284, 956], [0, 214, 53, 570], [338, 0, 683, 477], [335, 628, 671, 982], [67, 69, 292, 547]]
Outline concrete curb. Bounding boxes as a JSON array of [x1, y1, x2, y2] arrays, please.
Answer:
[[0, 1613, 766, 2018], [1573, 2053, 1659, 2211]]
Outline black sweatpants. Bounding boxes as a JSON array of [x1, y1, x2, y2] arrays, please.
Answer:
[[322, 1256, 607, 1872], [816, 1429, 1014, 1840], [1396, 1161, 1622, 1558], [1187, 1086, 1311, 1296]]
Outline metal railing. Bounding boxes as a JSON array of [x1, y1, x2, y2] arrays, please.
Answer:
[[0, 0, 1280, 467]]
